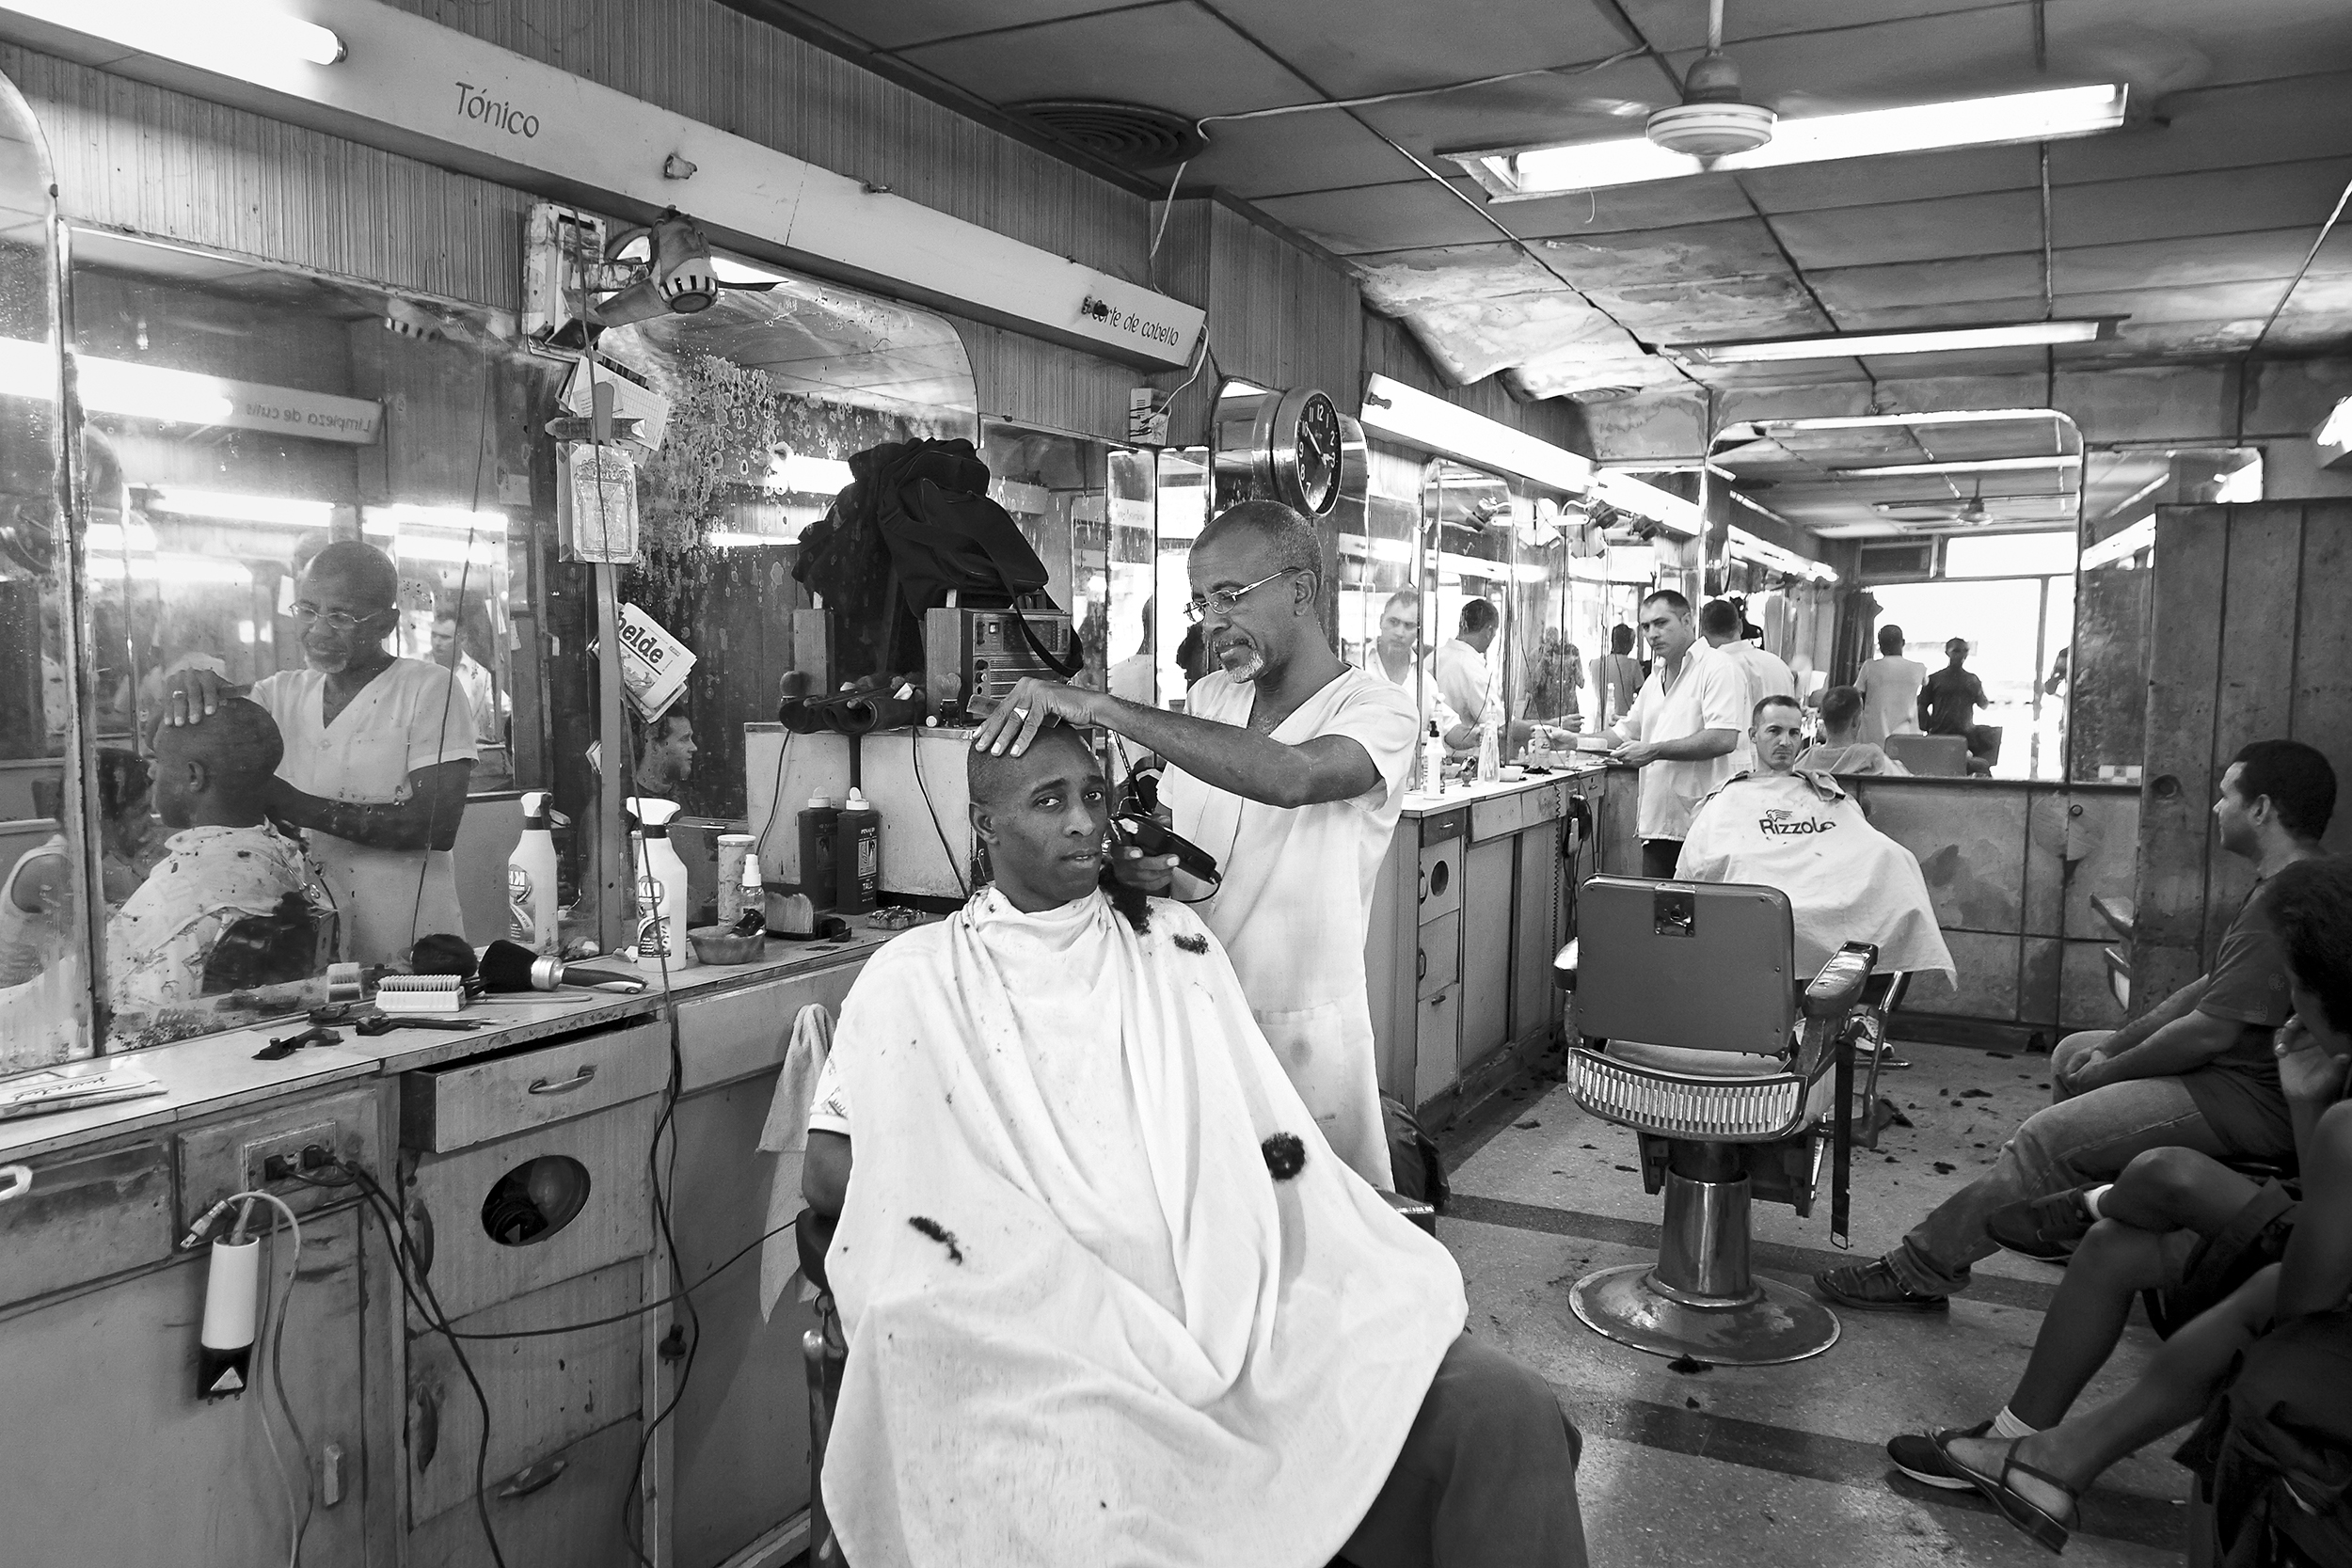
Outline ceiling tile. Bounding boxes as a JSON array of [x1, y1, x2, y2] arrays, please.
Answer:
[[2053, 160, 2352, 250], [895, 3, 1318, 119], [1354, 55, 1683, 156], [1768, 188, 2044, 271], [1502, 175, 1760, 240], [2052, 71, 2352, 184], [1184, 116, 1422, 198], [1252, 179, 1501, 253], [1200, 0, 1639, 101], [784, 0, 1164, 53], [1738, 144, 2042, 215], [1615, 0, 2013, 55], [2056, 228, 2350, 295], [1806, 252, 2060, 315]]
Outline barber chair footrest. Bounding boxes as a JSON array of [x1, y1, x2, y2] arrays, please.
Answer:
[[1569, 1264, 1841, 1366], [1568, 1047, 1810, 1143]]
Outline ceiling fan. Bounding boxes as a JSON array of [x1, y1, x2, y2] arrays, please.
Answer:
[[1448, 0, 2174, 198]]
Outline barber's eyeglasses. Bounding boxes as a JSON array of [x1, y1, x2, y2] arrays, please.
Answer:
[[1182, 568, 1300, 624], [291, 603, 378, 633]]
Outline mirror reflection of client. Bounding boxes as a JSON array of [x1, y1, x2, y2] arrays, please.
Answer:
[[108, 699, 332, 1017], [162, 541, 477, 963]]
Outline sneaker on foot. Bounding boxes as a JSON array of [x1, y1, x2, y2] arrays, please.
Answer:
[[1815, 1259, 1950, 1313], [1889, 1419, 1994, 1489], [1985, 1187, 2096, 1261]]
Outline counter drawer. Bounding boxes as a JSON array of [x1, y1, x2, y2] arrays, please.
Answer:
[[1470, 793, 1526, 842], [1416, 911, 1460, 1001], [407, 1417, 644, 1568], [403, 1022, 667, 1154], [408, 1259, 645, 1528], [0, 1142, 172, 1310], [406, 1095, 658, 1322], [1419, 808, 1466, 846]]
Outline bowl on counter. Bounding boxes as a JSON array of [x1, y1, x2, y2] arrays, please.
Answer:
[[687, 926, 767, 965]]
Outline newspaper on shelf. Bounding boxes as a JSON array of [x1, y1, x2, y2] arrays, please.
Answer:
[[0, 1059, 168, 1122]]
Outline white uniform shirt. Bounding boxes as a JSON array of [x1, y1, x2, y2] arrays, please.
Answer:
[[1857, 656, 1927, 744], [1368, 651, 1461, 750], [251, 658, 477, 963], [1431, 638, 1499, 729], [1717, 639, 1799, 772], [1160, 666, 1417, 1185], [1615, 641, 1746, 843]]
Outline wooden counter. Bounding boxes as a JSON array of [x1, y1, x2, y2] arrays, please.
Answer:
[[0, 921, 912, 1568]]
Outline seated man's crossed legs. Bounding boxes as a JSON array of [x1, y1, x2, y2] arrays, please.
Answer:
[[1819, 1029, 2249, 1309], [1887, 1146, 2281, 1488]]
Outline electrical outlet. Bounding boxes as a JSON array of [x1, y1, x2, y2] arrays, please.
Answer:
[[244, 1121, 344, 1192]]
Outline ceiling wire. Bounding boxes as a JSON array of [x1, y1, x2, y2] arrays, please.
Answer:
[[2249, 171, 2352, 355]]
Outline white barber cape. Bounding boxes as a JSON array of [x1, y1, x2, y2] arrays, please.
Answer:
[[1161, 667, 1418, 1186], [1675, 769, 1955, 983], [819, 888, 1465, 1568]]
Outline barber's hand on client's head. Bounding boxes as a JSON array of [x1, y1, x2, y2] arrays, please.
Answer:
[[159, 666, 242, 726], [970, 678, 1105, 758]]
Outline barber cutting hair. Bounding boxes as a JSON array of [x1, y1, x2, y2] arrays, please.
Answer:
[[161, 539, 477, 963], [972, 499, 1419, 1187], [1599, 588, 1745, 879]]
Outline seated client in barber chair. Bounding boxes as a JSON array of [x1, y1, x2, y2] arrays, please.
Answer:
[[799, 722, 1587, 1568], [1676, 695, 1954, 985], [108, 699, 333, 1022]]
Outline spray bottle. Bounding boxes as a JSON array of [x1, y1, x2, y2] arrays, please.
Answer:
[[837, 788, 881, 914], [508, 791, 564, 954], [1420, 720, 1448, 793], [628, 797, 694, 969]]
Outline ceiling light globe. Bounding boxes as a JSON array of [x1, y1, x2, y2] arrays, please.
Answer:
[[1645, 101, 1776, 156]]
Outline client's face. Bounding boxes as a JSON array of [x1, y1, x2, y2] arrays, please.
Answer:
[[1752, 706, 1806, 773], [975, 731, 1111, 910]]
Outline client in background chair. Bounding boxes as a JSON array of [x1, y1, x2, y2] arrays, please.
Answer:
[[108, 699, 331, 1019], [800, 723, 1586, 1568], [1796, 686, 1909, 777], [1676, 695, 1953, 984]]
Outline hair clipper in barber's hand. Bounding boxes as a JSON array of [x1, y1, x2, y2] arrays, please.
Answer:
[[1111, 812, 1219, 885]]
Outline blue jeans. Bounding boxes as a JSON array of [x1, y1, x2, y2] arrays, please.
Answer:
[[1888, 1029, 2231, 1296]]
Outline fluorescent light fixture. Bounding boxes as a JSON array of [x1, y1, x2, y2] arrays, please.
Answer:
[[2080, 515, 2155, 571], [0, 337, 238, 425], [84, 520, 160, 553], [1455, 84, 2128, 198], [373, 535, 504, 567], [0, 0, 347, 76], [1665, 319, 2113, 365], [1336, 533, 1415, 565], [1359, 373, 1594, 497], [144, 487, 335, 528], [1727, 525, 1837, 584], [1831, 454, 2081, 478], [707, 531, 795, 549], [769, 452, 856, 495], [362, 504, 510, 536], [1756, 408, 2068, 434], [1591, 470, 1702, 537], [2320, 397, 2352, 450], [86, 552, 255, 585]]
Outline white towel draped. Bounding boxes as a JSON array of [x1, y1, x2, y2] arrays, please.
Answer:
[[756, 1002, 834, 1321]]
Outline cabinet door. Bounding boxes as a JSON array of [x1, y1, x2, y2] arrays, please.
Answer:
[[1416, 910, 1460, 1000], [1512, 825, 1563, 1045], [1413, 984, 1460, 1109], [1458, 836, 1516, 1066], [406, 1418, 644, 1568], [0, 1207, 373, 1567]]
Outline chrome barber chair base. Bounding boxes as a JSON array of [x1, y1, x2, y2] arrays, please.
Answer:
[[1569, 1264, 1841, 1366]]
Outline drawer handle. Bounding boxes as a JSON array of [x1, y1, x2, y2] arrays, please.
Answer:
[[0, 1165, 28, 1203], [527, 1066, 597, 1095], [498, 1457, 568, 1500], [1417, 950, 1427, 981]]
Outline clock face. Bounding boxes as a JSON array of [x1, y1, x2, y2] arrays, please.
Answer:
[[1291, 390, 1343, 515]]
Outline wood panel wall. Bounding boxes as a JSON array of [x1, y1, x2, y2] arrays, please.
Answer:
[[2134, 499, 2352, 1006]]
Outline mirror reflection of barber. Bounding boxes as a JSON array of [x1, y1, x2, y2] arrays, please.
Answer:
[[1368, 589, 1476, 752], [1600, 589, 1744, 880], [972, 500, 1420, 1189], [161, 540, 476, 964]]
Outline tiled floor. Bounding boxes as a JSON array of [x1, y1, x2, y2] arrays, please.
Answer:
[[1437, 1033, 2193, 1568]]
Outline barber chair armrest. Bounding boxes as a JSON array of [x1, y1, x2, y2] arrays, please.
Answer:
[[1553, 939, 1580, 993], [1804, 942, 1879, 1020]]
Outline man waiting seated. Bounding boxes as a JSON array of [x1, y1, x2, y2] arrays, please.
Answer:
[[1674, 695, 1953, 984], [108, 699, 331, 1019], [1818, 739, 2333, 1312], [1919, 855, 2352, 1552], [800, 724, 1587, 1568], [1796, 686, 1908, 777]]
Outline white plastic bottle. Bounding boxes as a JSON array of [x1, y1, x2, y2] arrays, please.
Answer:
[[508, 790, 563, 954], [1420, 720, 1448, 793], [629, 798, 695, 969]]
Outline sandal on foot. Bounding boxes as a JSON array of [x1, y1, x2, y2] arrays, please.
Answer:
[[1937, 1433, 2079, 1553]]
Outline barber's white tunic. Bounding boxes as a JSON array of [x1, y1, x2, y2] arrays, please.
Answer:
[[1615, 641, 1745, 844], [1162, 667, 1417, 1187], [251, 658, 477, 963]]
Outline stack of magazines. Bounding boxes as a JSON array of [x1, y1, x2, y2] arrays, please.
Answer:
[[0, 1061, 167, 1121]]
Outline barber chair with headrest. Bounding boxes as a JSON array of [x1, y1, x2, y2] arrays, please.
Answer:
[[1555, 875, 1905, 1365]]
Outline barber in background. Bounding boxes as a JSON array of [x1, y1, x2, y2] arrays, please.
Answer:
[[1599, 589, 1744, 879], [162, 540, 476, 963], [1433, 598, 1503, 735], [974, 500, 1418, 1188], [635, 710, 698, 801], [1700, 598, 1795, 772]]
